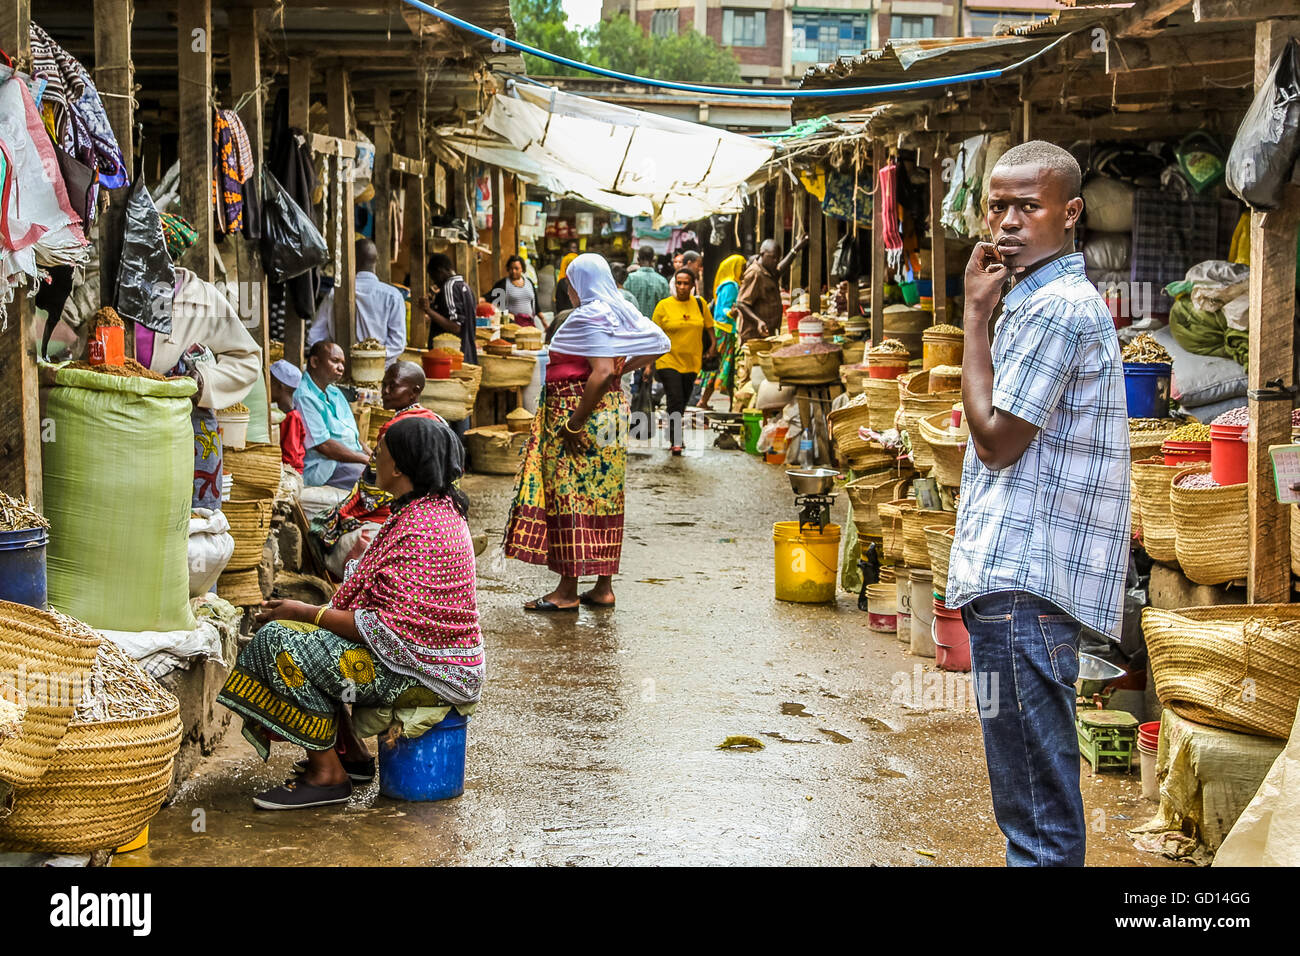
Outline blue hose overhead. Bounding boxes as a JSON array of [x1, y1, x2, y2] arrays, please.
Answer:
[[398, 0, 1072, 99]]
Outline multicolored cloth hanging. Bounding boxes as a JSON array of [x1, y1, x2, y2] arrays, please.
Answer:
[[877, 162, 904, 272], [161, 212, 198, 261], [212, 109, 252, 235]]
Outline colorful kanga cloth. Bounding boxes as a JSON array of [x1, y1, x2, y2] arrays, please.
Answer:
[[504, 377, 628, 577], [212, 110, 251, 235]]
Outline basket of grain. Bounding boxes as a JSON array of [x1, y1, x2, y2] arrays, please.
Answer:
[[921, 324, 964, 370], [1131, 456, 1182, 563], [350, 338, 387, 386], [223, 497, 274, 571], [0, 637, 182, 852], [1170, 464, 1247, 585], [480, 353, 536, 389], [0, 603, 102, 787], [1142, 604, 1300, 740], [1129, 418, 1181, 463], [770, 341, 842, 384], [466, 425, 528, 475], [215, 402, 250, 450], [223, 443, 282, 499]]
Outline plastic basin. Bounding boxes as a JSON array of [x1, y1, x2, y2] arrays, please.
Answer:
[[378, 710, 470, 802], [1209, 423, 1248, 486], [1122, 362, 1172, 418]]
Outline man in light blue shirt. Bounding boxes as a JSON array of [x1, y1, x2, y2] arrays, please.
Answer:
[[307, 239, 408, 365], [624, 245, 669, 319], [295, 341, 370, 488]]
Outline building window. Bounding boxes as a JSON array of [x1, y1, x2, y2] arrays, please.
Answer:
[[722, 9, 767, 47], [650, 9, 678, 37], [966, 11, 1048, 37], [792, 11, 870, 63], [890, 14, 935, 39]]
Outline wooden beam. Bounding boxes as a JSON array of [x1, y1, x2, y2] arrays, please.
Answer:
[[231, 6, 271, 437], [0, 0, 40, 507], [824, 214, 837, 314], [1119, 0, 1193, 37], [390, 153, 427, 177], [177, 0, 215, 281], [490, 167, 502, 291], [328, 68, 356, 367], [1246, 17, 1300, 605], [372, 89, 394, 283], [808, 196, 822, 313], [308, 132, 358, 158], [1103, 31, 1253, 72], [1195, 0, 1300, 23], [755, 183, 765, 253], [404, 107, 429, 350], [94, 0, 135, 323], [929, 143, 947, 327], [870, 141, 885, 345], [284, 56, 311, 367], [773, 176, 787, 262]]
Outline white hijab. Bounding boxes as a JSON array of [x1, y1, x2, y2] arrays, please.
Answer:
[[550, 253, 670, 359]]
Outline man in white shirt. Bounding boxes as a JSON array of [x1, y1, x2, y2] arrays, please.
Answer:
[[309, 238, 408, 365]]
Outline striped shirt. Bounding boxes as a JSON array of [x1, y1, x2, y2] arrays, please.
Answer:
[[946, 253, 1131, 639]]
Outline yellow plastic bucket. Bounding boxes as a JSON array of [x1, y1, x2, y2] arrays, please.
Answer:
[[773, 521, 841, 603], [116, 825, 149, 853]]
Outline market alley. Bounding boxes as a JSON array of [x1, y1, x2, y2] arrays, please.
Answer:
[[122, 438, 1162, 867]]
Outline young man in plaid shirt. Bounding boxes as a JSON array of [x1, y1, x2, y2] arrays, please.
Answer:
[[947, 141, 1130, 866]]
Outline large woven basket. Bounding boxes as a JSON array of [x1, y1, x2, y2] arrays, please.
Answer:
[[1170, 464, 1247, 585], [903, 506, 957, 568], [217, 567, 265, 607], [771, 348, 842, 384], [224, 497, 274, 571], [842, 341, 866, 365], [845, 472, 912, 537], [863, 376, 902, 431], [363, 406, 396, 447], [0, 602, 101, 788], [1129, 420, 1179, 462], [878, 497, 914, 565], [465, 425, 528, 475], [926, 525, 957, 595], [900, 371, 960, 473], [0, 704, 182, 852], [421, 378, 474, 422], [840, 363, 869, 397], [827, 397, 872, 462], [480, 353, 536, 389], [224, 442, 282, 499], [452, 363, 482, 404], [1132, 456, 1182, 563], [1142, 604, 1300, 740], [917, 411, 966, 489]]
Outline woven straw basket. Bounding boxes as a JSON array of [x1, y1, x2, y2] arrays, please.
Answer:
[[217, 567, 265, 607], [903, 506, 957, 569], [863, 376, 902, 431], [900, 372, 960, 473], [480, 353, 536, 389], [1129, 421, 1179, 462], [926, 525, 957, 595], [364, 406, 396, 447], [1132, 457, 1182, 563], [421, 378, 474, 422], [878, 498, 914, 565], [0, 601, 101, 788], [224, 442, 282, 498], [224, 497, 274, 571], [466, 426, 528, 475], [1170, 464, 1247, 585], [845, 472, 912, 537], [1142, 604, 1300, 740], [917, 411, 966, 489], [840, 363, 869, 397], [771, 348, 842, 384], [453, 363, 482, 404], [0, 704, 182, 852]]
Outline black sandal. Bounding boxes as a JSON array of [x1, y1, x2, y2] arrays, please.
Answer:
[[523, 598, 579, 613]]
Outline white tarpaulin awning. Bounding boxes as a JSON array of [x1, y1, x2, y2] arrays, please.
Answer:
[[448, 83, 775, 227]]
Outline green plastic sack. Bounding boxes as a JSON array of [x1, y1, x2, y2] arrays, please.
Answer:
[[1168, 295, 1249, 369], [44, 367, 197, 632], [242, 370, 271, 444]]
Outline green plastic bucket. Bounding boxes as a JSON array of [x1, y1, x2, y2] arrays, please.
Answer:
[[742, 410, 764, 455]]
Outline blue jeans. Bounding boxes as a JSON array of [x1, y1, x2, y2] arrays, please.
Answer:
[[961, 590, 1085, 866]]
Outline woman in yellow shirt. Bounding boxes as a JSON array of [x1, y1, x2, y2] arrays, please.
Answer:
[[650, 269, 715, 455]]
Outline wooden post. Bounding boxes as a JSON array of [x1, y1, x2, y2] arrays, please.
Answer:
[[328, 68, 356, 365], [177, 0, 214, 281], [824, 214, 837, 312], [404, 105, 429, 351], [808, 199, 822, 312], [870, 140, 886, 344], [773, 176, 787, 254], [283, 56, 311, 366], [372, 89, 393, 283], [490, 168, 503, 291], [1247, 18, 1300, 604], [93, 0, 135, 321], [929, 142, 948, 327], [231, 7, 271, 435], [755, 182, 765, 253], [791, 190, 805, 295], [0, 0, 40, 506]]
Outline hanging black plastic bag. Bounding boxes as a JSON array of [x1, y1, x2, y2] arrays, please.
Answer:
[[1227, 38, 1300, 210], [831, 230, 860, 281], [260, 170, 328, 282], [630, 373, 656, 441], [114, 174, 175, 334]]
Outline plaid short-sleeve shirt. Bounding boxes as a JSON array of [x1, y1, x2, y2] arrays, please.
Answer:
[[946, 253, 1131, 639]]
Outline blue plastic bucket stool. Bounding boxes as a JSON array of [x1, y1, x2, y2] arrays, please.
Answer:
[[0, 527, 48, 609], [378, 710, 469, 801], [1122, 362, 1171, 418]]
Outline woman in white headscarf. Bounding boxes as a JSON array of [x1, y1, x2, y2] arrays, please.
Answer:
[[505, 254, 669, 612]]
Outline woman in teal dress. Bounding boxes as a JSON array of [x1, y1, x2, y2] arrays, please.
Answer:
[[698, 254, 746, 409]]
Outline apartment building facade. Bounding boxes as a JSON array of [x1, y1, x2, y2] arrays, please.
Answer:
[[600, 0, 1063, 82]]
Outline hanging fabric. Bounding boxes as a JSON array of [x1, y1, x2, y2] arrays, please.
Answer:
[[878, 162, 904, 273]]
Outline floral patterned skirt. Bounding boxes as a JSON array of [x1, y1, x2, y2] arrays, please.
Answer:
[[217, 620, 421, 759], [503, 377, 628, 577], [696, 327, 737, 395]]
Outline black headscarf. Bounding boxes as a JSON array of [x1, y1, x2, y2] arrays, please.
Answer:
[[383, 417, 469, 518]]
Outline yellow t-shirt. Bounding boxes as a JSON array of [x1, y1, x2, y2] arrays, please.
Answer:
[[652, 295, 714, 374]]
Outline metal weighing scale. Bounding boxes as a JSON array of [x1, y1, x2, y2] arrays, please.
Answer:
[[1075, 653, 1138, 773], [786, 468, 840, 533]]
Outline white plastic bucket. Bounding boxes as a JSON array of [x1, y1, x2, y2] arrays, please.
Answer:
[[1139, 742, 1159, 802]]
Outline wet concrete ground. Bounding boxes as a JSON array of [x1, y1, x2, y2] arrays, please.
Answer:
[[121, 426, 1170, 867]]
